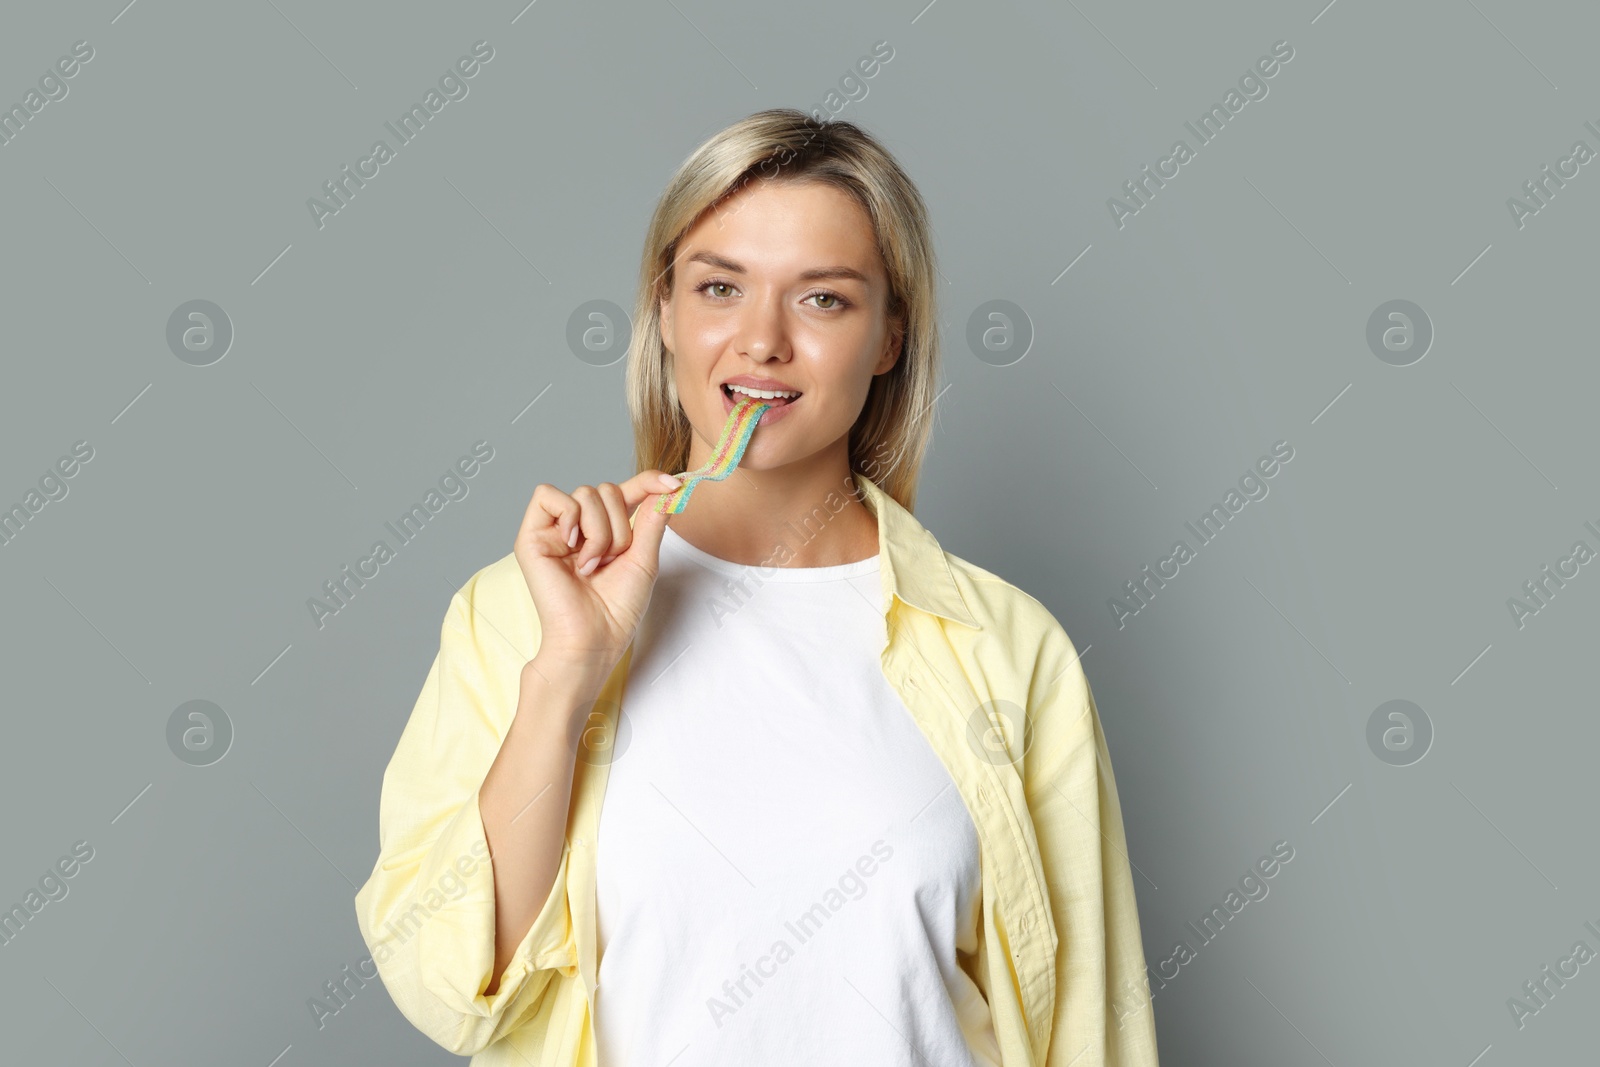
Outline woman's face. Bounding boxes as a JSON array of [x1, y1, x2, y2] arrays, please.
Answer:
[[659, 179, 903, 472]]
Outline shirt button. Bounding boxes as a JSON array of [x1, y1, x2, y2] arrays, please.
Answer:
[[573, 837, 586, 849], [977, 783, 990, 802], [907, 676, 920, 691]]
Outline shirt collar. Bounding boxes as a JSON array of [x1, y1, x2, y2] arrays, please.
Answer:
[[853, 471, 981, 630]]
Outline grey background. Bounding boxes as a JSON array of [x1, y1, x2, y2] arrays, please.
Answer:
[[1, 0, 1594, 1064]]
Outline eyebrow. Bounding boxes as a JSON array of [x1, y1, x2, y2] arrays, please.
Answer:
[[683, 250, 873, 286]]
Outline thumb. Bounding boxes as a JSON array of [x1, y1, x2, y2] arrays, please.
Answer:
[[626, 493, 671, 565]]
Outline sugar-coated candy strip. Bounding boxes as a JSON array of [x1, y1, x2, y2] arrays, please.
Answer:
[[654, 394, 773, 514]]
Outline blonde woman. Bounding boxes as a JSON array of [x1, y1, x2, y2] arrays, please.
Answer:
[[355, 108, 1160, 1066]]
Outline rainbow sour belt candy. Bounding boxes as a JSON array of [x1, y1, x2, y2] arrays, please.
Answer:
[[654, 394, 773, 514]]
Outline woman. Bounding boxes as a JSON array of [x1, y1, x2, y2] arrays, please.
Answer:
[[355, 108, 1160, 1066]]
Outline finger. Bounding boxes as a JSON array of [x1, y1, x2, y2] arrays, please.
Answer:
[[571, 486, 613, 574], [592, 483, 635, 565], [625, 487, 671, 563], [618, 469, 685, 511], [520, 484, 578, 557]]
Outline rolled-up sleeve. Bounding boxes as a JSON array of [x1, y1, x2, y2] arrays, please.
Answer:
[[1025, 622, 1161, 1066], [353, 586, 580, 1056]]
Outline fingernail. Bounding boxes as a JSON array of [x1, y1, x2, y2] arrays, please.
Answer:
[[659, 473, 683, 489], [579, 556, 599, 576], [568, 525, 580, 548]]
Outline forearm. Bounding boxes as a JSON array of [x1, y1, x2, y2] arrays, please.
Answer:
[[477, 654, 610, 995]]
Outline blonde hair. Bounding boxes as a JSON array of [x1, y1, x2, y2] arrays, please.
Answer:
[[625, 108, 940, 512]]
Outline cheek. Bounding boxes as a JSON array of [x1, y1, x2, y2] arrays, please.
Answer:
[[672, 308, 737, 358]]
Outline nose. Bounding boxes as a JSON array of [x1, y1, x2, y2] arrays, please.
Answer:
[[731, 292, 791, 364]]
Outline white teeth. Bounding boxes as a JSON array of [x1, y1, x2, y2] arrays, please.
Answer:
[[727, 383, 800, 400]]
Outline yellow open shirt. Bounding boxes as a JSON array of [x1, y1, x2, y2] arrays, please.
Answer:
[[353, 471, 1161, 1065]]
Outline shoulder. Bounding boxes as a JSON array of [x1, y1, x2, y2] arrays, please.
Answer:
[[939, 548, 1093, 712], [441, 549, 541, 664], [940, 549, 1083, 667], [938, 550, 1096, 789]]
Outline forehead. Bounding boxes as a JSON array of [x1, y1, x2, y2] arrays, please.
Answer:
[[678, 179, 884, 280]]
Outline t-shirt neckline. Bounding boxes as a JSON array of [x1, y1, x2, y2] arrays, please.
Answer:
[[661, 524, 880, 582]]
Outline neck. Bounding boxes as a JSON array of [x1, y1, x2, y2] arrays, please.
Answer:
[[664, 460, 879, 568]]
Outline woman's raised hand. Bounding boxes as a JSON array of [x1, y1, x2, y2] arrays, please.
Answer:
[[513, 470, 682, 672]]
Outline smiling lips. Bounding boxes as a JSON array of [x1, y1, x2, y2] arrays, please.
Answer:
[[720, 382, 801, 423]]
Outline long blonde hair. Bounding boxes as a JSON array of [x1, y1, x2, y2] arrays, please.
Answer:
[[625, 108, 940, 512]]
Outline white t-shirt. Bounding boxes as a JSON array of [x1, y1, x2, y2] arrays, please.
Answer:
[[594, 524, 1002, 1066]]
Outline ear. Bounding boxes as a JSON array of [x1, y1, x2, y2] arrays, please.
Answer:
[[876, 317, 905, 374], [659, 290, 673, 340]]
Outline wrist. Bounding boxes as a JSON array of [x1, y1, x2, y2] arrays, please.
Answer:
[[523, 650, 616, 703]]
